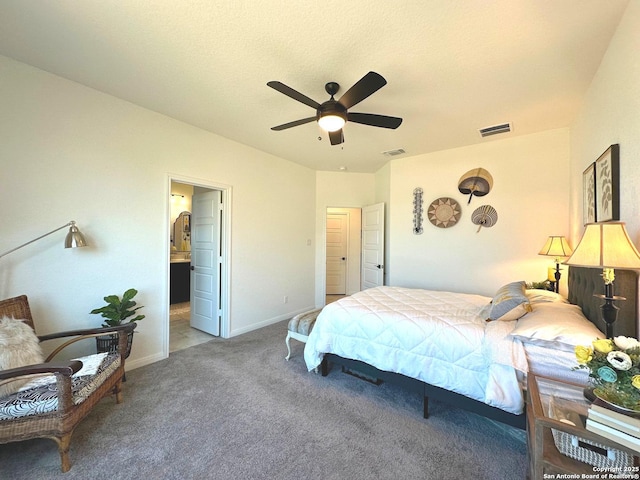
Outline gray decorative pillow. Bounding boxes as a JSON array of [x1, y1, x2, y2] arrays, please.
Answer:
[[0, 316, 44, 397], [489, 281, 532, 321]]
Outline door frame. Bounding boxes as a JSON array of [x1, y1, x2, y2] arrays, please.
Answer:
[[166, 174, 232, 357]]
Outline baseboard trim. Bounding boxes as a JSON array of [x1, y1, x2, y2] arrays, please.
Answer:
[[227, 305, 317, 337], [125, 352, 165, 371]]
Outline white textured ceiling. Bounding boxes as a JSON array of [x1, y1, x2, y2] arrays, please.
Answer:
[[0, 1, 630, 172]]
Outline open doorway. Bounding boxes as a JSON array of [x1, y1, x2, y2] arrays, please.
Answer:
[[325, 207, 362, 304], [168, 176, 231, 354]]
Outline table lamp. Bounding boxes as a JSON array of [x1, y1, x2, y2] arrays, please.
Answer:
[[538, 236, 573, 293], [564, 222, 640, 338]]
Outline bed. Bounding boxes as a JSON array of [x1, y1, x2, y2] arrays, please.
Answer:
[[304, 267, 639, 429]]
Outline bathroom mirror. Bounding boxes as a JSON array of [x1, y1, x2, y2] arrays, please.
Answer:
[[173, 211, 191, 252]]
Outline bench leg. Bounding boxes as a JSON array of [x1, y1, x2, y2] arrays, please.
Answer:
[[285, 332, 292, 360]]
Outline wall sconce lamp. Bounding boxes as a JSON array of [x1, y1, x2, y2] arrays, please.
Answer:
[[0, 221, 88, 259], [538, 236, 573, 293], [564, 222, 640, 338]]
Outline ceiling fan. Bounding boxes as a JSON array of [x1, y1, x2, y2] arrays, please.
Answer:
[[267, 71, 402, 145]]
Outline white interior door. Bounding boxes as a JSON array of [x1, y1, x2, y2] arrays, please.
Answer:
[[190, 190, 221, 335], [361, 203, 385, 289], [326, 213, 348, 295]]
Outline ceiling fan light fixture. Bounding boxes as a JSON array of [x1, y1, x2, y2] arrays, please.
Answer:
[[268, 72, 402, 144], [318, 113, 346, 132]]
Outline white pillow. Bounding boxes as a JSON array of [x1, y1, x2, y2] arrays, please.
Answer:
[[510, 302, 604, 352], [525, 289, 569, 305], [0, 316, 44, 397]]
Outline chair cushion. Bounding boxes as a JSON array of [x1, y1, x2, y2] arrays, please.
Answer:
[[0, 316, 44, 397], [0, 352, 121, 420], [287, 309, 321, 336]]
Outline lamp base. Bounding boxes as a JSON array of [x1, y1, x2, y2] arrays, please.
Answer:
[[553, 263, 561, 293], [602, 298, 619, 339], [594, 282, 625, 338]]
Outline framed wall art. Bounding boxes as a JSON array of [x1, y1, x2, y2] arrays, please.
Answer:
[[582, 162, 596, 225], [595, 144, 620, 222]]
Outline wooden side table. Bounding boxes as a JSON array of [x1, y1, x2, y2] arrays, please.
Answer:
[[527, 373, 640, 478]]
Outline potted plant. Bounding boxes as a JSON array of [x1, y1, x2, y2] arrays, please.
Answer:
[[90, 288, 145, 359]]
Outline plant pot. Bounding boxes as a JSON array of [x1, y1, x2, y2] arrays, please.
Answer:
[[96, 330, 134, 359]]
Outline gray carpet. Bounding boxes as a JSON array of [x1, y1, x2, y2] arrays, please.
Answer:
[[0, 320, 527, 479]]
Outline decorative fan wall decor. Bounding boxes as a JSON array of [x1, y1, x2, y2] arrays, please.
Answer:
[[471, 205, 498, 232], [428, 197, 461, 228], [458, 168, 494, 204]]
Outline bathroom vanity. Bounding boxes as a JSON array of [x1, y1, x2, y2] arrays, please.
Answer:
[[170, 257, 190, 304]]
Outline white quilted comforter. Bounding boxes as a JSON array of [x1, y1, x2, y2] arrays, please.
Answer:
[[304, 286, 528, 414]]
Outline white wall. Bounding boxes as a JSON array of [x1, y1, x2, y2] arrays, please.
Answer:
[[570, 0, 640, 245], [387, 129, 571, 297], [569, 0, 640, 329], [0, 55, 316, 369]]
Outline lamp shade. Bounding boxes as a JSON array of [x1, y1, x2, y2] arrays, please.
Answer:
[[64, 221, 88, 249], [564, 222, 640, 269], [538, 236, 573, 258]]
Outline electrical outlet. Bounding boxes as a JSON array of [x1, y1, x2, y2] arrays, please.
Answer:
[[283, 296, 288, 304]]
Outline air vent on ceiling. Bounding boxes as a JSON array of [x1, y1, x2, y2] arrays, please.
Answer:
[[479, 123, 512, 138], [381, 148, 406, 157]]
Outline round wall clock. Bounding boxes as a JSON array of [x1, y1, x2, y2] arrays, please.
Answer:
[[428, 197, 461, 228]]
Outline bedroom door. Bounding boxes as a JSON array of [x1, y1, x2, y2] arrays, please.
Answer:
[[361, 203, 385, 289], [190, 190, 221, 336], [326, 212, 348, 294]]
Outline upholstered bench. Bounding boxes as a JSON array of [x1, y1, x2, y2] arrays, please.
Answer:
[[285, 308, 322, 360]]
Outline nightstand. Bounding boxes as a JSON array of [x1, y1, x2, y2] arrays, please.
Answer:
[[527, 373, 640, 478]]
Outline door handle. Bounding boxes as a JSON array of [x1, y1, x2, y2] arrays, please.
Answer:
[[376, 264, 383, 269], [341, 257, 346, 261], [190, 266, 195, 271]]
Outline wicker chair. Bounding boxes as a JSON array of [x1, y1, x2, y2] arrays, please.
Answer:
[[0, 295, 136, 472]]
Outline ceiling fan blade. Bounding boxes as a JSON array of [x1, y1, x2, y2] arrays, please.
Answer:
[[267, 81, 321, 109], [337, 71, 387, 109], [271, 117, 316, 131], [329, 129, 344, 145], [347, 112, 403, 129]]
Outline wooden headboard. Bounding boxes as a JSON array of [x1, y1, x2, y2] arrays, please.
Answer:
[[568, 266, 639, 338]]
